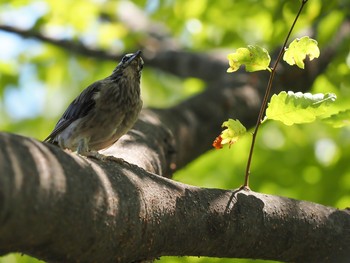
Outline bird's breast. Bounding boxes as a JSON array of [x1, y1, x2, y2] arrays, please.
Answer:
[[86, 79, 142, 150]]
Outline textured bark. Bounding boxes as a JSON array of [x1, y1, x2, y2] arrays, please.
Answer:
[[0, 131, 350, 263]]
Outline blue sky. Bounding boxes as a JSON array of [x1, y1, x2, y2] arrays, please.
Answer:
[[0, 31, 46, 121], [0, 1, 48, 121]]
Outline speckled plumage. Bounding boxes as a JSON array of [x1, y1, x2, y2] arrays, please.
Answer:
[[44, 51, 143, 160]]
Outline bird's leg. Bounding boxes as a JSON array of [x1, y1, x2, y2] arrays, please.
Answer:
[[76, 137, 90, 156], [77, 137, 127, 164]]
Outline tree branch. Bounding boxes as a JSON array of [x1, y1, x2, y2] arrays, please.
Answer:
[[0, 131, 349, 263], [2, 19, 348, 84], [0, 24, 228, 82], [0, 67, 349, 262]]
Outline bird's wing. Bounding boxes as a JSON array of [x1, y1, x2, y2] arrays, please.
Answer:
[[44, 81, 102, 143]]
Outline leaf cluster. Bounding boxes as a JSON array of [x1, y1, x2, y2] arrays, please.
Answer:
[[218, 36, 348, 148]]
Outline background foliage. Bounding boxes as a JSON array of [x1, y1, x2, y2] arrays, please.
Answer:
[[0, 0, 349, 262]]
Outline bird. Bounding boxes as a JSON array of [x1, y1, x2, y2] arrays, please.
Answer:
[[44, 50, 144, 162]]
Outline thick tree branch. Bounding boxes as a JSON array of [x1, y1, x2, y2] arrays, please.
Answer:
[[0, 63, 349, 262], [0, 132, 349, 263]]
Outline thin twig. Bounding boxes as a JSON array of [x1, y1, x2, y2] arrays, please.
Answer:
[[243, 0, 309, 188]]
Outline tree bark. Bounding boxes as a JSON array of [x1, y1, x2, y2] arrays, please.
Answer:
[[0, 131, 349, 263], [0, 67, 350, 262]]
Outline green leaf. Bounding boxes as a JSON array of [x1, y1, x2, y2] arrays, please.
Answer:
[[283, 36, 320, 69], [322, 109, 350, 128], [227, 45, 271, 73], [220, 119, 247, 146], [265, 91, 337, 125]]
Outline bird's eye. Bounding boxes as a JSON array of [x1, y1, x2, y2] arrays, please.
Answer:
[[121, 56, 130, 63], [121, 53, 135, 64]]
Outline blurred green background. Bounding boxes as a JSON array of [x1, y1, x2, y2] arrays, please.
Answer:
[[0, 0, 349, 262]]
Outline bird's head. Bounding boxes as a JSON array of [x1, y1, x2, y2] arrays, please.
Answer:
[[113, 50, 144, 77]]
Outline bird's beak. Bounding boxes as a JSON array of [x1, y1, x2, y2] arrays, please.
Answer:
[[133, 50, 142, 58], [129, 50, 142, 62]]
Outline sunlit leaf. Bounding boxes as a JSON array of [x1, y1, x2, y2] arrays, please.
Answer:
[[227, 45, 271, 73], [213, 119, 247, 149], [322, 109, 350, 128], [265, 91, 336, 125], [283, 36, 320, 69]]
